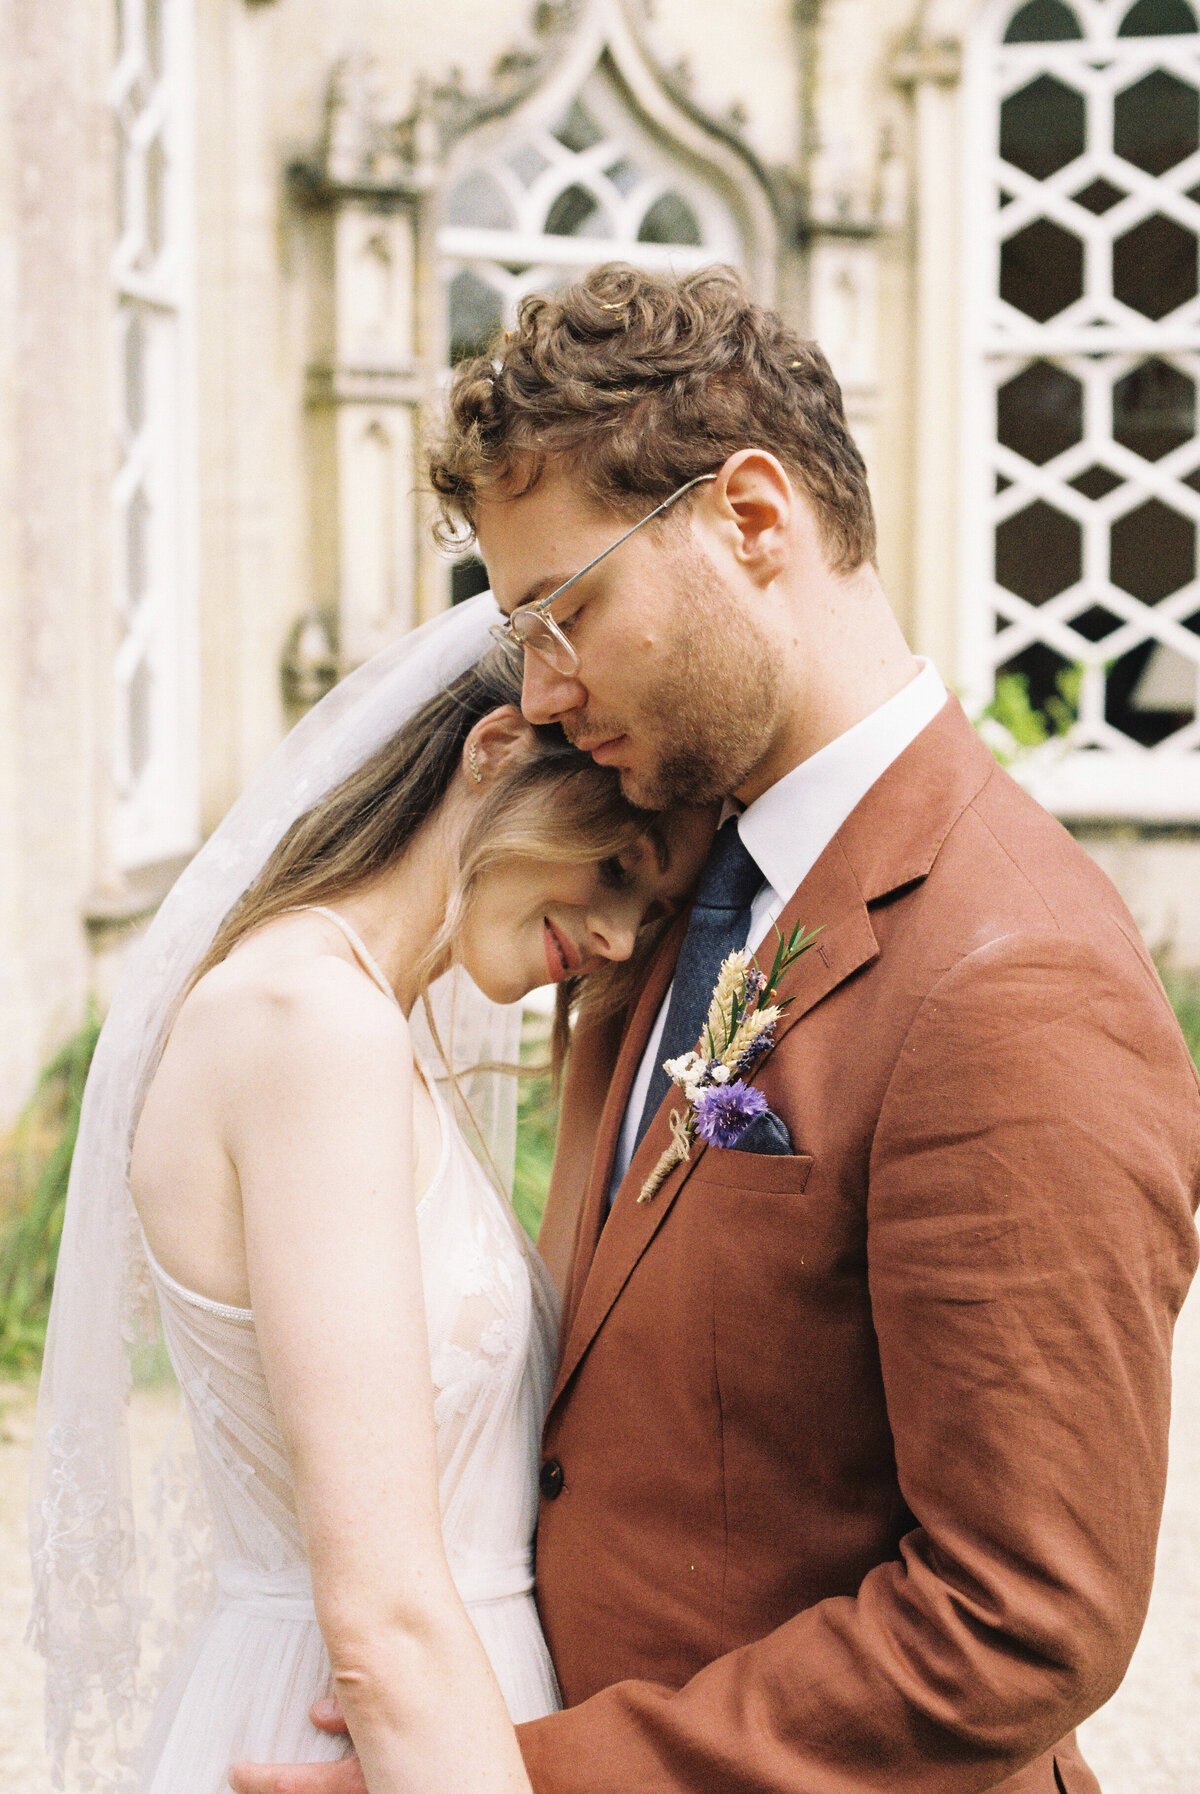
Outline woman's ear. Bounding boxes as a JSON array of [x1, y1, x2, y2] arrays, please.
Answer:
[[464, 705, 538, 785]]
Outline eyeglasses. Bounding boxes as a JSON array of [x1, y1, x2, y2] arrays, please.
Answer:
[[488, 472, 718, 677]]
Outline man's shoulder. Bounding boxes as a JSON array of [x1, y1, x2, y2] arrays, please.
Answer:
[[931, 752, 1145, 956]]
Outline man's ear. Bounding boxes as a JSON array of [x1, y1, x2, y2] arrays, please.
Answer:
[[712, 450, 793, 584], [465, 705, 538, 784]]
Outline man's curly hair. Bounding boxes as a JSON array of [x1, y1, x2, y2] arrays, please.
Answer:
[[428, 263, 876, 573]]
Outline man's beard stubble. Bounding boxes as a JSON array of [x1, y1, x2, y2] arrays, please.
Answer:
[[566, 548, 782, 810]]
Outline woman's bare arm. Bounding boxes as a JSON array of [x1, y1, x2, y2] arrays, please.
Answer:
[[220, 959, 531, 1794]]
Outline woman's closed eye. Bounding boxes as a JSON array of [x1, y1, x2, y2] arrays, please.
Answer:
[[598, 854, 636, 892]]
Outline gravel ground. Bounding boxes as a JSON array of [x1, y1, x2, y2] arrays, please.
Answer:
[[2, 1288, 1197, 1792]]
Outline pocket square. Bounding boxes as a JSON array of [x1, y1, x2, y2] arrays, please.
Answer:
[[728, 1108, 793, 1155]]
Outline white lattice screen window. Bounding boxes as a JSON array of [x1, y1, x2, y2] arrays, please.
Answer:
[[966, 0, 1200, 817], [440, 66, 745, 600], [111, 0, 198, 868]]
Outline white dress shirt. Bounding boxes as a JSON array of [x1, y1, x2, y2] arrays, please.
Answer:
[[609, 659, 948, 1193]]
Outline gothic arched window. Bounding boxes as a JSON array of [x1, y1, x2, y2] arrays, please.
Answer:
[[967, 0, 1200, 814], [112, 0, 198, 868], [439, 62, 745, 368]]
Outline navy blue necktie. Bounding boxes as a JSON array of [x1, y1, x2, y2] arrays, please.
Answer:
[[633, 819, 763, 1152]]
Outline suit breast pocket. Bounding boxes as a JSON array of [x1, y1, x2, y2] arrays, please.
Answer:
[[690, 1148, 814, 1198]]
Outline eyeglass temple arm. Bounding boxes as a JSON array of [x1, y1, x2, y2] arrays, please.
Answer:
[[530, 473, 718, 614]]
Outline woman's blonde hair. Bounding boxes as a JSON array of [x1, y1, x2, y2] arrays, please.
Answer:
[[191, 649, 656, 1074]]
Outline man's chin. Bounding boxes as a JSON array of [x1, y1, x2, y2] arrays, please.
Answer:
[[619, 757, 729, 811]]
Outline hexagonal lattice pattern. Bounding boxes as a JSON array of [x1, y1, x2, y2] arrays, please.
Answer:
[[1001, 219, 1085, 319], [1113, 358, 1197, 459], [1113, 215, 1198, 319], [998, 360, 1084, 462], [980, 3, 1200, 786], [1111, 498, 1196, 600], [1114, 70, 1200, 176], [996, 500, 1083, 602], [1001, 76, 1087, 180]]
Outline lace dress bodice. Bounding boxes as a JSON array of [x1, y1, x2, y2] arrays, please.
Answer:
[[137, 911, 561, 1790]]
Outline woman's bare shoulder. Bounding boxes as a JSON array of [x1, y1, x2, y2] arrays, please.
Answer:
[[175, 921, 412, 1099]]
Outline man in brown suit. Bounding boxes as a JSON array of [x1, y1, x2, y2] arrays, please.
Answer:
[[234, 267, 1200, 1792]]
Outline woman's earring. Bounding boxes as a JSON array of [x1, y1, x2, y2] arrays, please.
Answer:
[[466, 741, 484, 784]]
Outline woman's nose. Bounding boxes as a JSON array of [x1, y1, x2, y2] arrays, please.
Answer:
[[520, 651, 586, 726], [587, 897, 639, 964]]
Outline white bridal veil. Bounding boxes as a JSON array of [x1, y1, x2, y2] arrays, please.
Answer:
[[28, 593, 523, 1792]]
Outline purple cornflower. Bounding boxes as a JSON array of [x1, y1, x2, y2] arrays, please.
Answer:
[[693, 1080, 769, 1149]]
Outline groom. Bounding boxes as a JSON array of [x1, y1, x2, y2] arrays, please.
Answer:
[[234, 267, 1200, 1791]]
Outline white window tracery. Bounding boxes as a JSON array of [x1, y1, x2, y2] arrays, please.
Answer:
[[111, 0, 198, 868], [965, 0, 1200, 817], [439, 63, 744, 371]]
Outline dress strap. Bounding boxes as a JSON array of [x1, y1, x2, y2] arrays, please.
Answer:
[[294, 905, 398, 1006]]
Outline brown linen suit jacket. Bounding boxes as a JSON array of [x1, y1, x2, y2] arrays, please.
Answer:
[[517, 700, 1200, 1794]]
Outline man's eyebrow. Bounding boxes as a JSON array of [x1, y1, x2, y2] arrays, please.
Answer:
[[506, 576, 565, 617]]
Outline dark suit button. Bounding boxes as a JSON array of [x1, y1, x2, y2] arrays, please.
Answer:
[[539, 1458, 564, 1500]]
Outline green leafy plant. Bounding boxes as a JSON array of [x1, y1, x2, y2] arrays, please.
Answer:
[[511, 1023, 559, 1243], [0, 1009, 100, 1371], [983, 664, 1084, 759], [1159, 966, 1200, 1074]]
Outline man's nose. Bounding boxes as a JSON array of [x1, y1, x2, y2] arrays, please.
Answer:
[[520, 652, 586, 726]]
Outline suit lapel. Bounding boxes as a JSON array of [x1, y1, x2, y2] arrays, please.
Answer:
[[549, 697, 999, 1413], [560, 911, 689, 1339], [550, 834, 879, 1410]]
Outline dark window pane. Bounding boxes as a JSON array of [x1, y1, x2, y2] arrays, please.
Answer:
[[994, 645, 1076, 739], [451, 556, 491, 606], [1114, 71, 1199, 176], [1072, 177, 1126, 214], [1110, 498, 1195, 601], [554, 101, 603, 154], [1112, 215, 1198, 318], [1000, 76, 1086, 180], [1113, 358, 1196, 459], [997, 360, 1083, 463], [606, 158, 642, 198], [1070, 604, 1126, 640], [448, 269, 504, 364], [996, 500, 1082, 602], [1069, 464, 1125, 498], [637, 192, 702, 246], [544, 183, 611, 238], [1000, 219, 1085, 320], [1118, 0, 1198, 34], [1107, 643, 1195, 744], [1004, 0, 1083, 38]]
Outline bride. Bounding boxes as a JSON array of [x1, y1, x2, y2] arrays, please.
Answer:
[[28, 596, 701, 1794]]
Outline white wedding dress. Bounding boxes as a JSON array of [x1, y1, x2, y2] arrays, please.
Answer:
[[135, 910, 562, 1793]]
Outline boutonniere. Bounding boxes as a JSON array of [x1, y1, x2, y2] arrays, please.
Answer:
[[637, 920, 821, 1203]]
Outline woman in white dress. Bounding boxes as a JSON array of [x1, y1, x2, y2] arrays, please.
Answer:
[[29, 597, 702, 1794]]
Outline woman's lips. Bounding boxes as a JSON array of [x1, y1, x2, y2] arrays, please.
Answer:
[[543, 918, 581, 983]]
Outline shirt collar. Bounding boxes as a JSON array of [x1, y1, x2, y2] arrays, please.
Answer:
[[733, 658, 948, 907]]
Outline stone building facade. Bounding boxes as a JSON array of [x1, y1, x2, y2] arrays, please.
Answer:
[[3, 0, 1200, 1122]]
